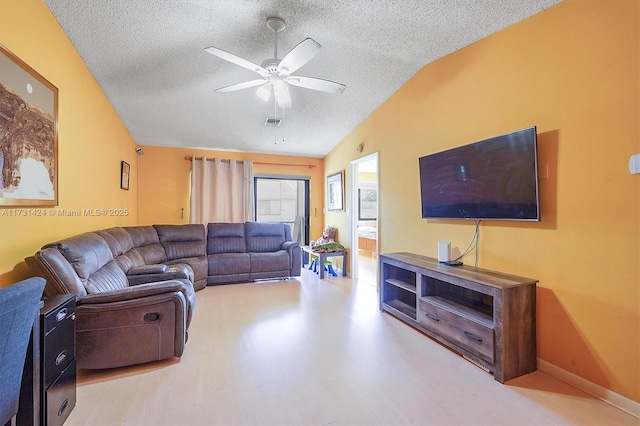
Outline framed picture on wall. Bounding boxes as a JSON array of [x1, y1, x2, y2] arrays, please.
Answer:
[[120, 161, 130, 190], [358, 185, 377, 220], [0, 44, 58, 207], [327, 171, 344, 211]]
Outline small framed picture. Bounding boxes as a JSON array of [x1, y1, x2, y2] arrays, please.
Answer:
[[327, 170, 344, 211], [120, 161, 130, 190]]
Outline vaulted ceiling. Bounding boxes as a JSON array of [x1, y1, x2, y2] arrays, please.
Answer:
[[44, 0, 561, 157]]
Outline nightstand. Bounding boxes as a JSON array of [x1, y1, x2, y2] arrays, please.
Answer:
[[18, 294, 76, 426]]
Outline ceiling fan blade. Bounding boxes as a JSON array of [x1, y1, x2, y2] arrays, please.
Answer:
[[288, 76, 346, 94], [215, 79, 266, 94], [205, 46, 269, 78], [277, 38, 321, 76]]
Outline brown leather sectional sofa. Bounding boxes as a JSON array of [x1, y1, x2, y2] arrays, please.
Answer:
[[27, 224, 205, 369], [27, 222, 301, 369]]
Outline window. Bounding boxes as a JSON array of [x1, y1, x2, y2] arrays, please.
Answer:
[[254, 177, 309, 245]]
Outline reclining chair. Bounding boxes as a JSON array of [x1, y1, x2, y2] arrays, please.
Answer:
[[27, 232, 194, 370]]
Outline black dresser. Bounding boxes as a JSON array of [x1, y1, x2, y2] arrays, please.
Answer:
[[18, 294, 76, 425]]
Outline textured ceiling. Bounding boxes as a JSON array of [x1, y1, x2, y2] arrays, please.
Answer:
[[43, 0, 561, 158]]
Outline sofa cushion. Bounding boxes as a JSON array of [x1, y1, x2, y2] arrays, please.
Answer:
[[42, 233, 129, 294], [155, 224, 206, 261], [207, 223, 246, 254], [245, 222, 286, 253], [249, 251, 290, 273], [96, 227, 134, 257], [207, 252, 250, 276], [124, 226, 167, 264], [115, 250, 146, 273], [85, 261, 130, 294], [95, 227, 140, 273], [44, 233, 113, 280]]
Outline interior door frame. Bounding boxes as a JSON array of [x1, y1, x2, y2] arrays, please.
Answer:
[[349, 152, 379, 280]]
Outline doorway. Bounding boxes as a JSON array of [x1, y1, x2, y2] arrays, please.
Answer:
[[254, 176, 310, 246], [350, 153, 379, 282]]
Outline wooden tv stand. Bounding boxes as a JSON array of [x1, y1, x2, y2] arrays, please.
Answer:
[[379, 252, 537, 383]]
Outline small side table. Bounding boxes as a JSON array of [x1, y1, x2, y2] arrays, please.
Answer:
[[302, 246, 347, 279], [18, 294, 76, 426]]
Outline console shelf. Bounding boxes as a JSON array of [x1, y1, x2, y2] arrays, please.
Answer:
[[385, 278, 417, 294], [379, 252, 537, 383], [384, 298, 417, 320]]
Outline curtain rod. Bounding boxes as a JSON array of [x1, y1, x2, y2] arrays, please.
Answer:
[[185, 156, 316, 169]]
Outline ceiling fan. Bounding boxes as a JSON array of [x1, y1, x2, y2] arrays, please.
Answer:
[[205, 17, 346, 109]]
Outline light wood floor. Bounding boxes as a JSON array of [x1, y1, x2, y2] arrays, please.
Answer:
[[66, 261, 637, 425]]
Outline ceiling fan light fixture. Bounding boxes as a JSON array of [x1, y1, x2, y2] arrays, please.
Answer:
[[256, 83, 272, 102], [274, 80, 291, 108]]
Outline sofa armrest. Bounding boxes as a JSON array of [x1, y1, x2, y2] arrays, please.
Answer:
[[126, 267, 190, 286], [281, 241, 302, 276], [78, 280, 188, 305], [281, 241, 299, 251], [128, 264, 168, 275]]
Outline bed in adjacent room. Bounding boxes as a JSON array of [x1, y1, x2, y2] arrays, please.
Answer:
[[357, 225, 377, 258]]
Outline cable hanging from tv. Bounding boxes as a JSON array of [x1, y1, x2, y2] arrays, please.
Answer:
[[453, 220, 481, 267]]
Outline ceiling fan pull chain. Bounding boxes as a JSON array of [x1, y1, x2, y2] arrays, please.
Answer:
[[274, 94, 278, 145]]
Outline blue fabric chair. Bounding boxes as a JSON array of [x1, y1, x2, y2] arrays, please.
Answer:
[[0, 277, 45, 426]]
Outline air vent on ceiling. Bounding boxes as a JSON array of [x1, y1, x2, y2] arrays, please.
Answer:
[[264, 117, 282, 127]]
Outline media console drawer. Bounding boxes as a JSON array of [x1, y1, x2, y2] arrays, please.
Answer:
[[380, 252, 537, 383], [418, 299, 494, 363]]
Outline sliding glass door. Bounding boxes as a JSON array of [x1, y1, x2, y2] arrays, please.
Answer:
[[254, 176, 309, 245]]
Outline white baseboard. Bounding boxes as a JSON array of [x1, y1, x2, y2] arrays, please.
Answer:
[[537, 358, 640, 419]]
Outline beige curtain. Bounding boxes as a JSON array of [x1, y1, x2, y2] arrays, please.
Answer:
[[189, 157, 254, 224]]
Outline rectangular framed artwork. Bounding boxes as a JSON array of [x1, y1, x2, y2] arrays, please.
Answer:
[[0, 44, 58, 207], [120, 161, 130, 190], [327, 170, 344, 211], [358, 185, 377, 220]]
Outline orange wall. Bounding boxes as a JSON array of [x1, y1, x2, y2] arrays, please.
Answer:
[[0, 0, 139, 286], [325, 0, 639, 402], [1, 0, 638, 405], [137, 146, 324, 241]]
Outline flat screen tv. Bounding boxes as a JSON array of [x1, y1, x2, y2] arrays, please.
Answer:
[[419, 126, 540, 221]]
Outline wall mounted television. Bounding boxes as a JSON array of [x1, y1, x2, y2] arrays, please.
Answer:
[[419, 126, 540, 221]]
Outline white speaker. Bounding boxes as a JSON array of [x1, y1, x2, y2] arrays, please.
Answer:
[[438, 240, 450, 262]]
